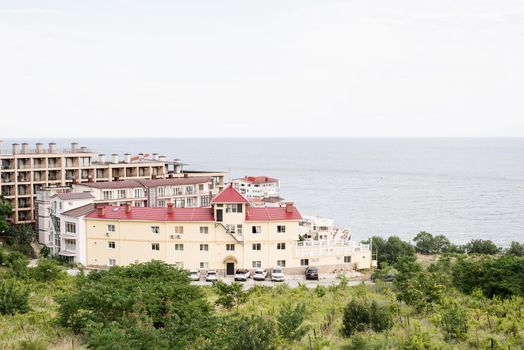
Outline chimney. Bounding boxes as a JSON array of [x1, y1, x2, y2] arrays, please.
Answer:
[[159, 155, 166, 162], [97, 206, 105, 216], [48, 142, 56, 153], [125, 204, 132, 213], [286, 202, 294, 213], [111, 154, 119, 164], [167, 202, 174, 214], [98, 154, 106, 163], [36, 143, 43, 153], [21, 143, 29, 154], [12, 143, 19, 154], [124, 153, 131, 163], [71, 142, 78, 152], [152, 153, 159, 161]]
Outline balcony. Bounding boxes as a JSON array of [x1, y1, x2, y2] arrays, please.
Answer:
[[295, 240, 370, 258], [1, 176, 13, 183], [1, 162, 14, 170]]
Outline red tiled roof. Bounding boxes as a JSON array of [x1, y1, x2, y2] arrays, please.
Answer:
[[52, 192, 94, 200], [246, 206, 302, 221], [211, 185, 249, 204], [236, 176, 279, 184], [85, 206, 215, 222]]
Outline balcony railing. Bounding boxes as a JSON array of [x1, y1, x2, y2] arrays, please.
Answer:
[[295, 240, 370, 258]]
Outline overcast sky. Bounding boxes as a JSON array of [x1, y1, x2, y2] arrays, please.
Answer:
[[1, 0, 523, 137]]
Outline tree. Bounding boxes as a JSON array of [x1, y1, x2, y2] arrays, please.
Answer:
[[463, 239, 500, 255], [213, 281, 247, 310], [342, 299, 392, 337], [363, 236, 415, 268], [58, 261, 214, 349], [440, 305, 469, 341], [506, 241, 524, 257], [0, 279, 30, 315], [5, 251, 29, 278], [433, 235, 452, 253], [0, 195, 13, 236], [394, 258, 444, 312], [413, 231, 434, 254], [277, 302, 310, 341]]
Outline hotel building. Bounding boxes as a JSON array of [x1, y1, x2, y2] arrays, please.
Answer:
[[41, 185, 373, 273], [0, 141, 226, 224]]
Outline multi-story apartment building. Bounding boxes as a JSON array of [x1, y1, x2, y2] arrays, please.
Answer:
[[39, 185, 373, 272], [36, 176, 219, 255], [72, 176, 215, 208], [0, 141, 226, 224], [232, 176, 280, 200]]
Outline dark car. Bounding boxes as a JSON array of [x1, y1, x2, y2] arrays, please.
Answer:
[[305, 267, 319, 280]]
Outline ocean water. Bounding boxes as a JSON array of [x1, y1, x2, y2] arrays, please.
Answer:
[[4, 138, 524, 245]]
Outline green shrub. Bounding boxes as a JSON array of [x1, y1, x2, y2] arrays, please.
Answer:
[[5, 251, 29, 278], [218, 315, 277, 350], [277, 301, 309, 341], [464, 239, 500, 255], [32, 259, 66, 282], [342, 299, 392, 337], [314, 284, 326, 297], [214, 280, 246, 310], [17, 339, 46, 350], [440, 306, 468, 341], [58, 261, 213, 349], [0, 279, 30, 315]]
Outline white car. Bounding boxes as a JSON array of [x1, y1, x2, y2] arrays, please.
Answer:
[[205, 270, 219, 282], [234, 269, 251, 281], [271, 267, 285, 282], [253, 268, 267, 281], [189, 270, 200, 281]]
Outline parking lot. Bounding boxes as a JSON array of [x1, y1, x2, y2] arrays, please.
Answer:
[[191, 272, 370, 289]]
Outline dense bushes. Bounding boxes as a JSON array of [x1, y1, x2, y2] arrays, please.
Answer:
[[0, 279, 30, 315], [277, 302, 309, 341], [341, 299, 392, 337], [452, 255, 524, 298], [363, 236, 415, 267], [58, 261, 214, 349], [463, 239, 500, 255]]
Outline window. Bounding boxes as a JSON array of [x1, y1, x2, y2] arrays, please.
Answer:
[[200, 244, 209, 251], [277, 225, 286, 233], [226, 204, 243, 213], [236, 225, 243, 234], [117, 189, 126, 199], [157, 187, 165, 196], [175, 226, 184, 234], [158, 200, 166, 207], [225, 224, 236, 233], [200, 226, 209, 234], [103, 191, 112, 200], [108, 241, 116, 249], [277, 260, 286, 267], [107, 224, 115, 232], [300, 259, 309, 266], [152, 243, 160, 251], [175, 244, 184, 251], [252, 243, 261, 251], [252, 261, 261, 268], [344, 256, 351, 263], [226, 244, 235, 251], [252, 226, 261, 234], [65, 222, 76, 234], [277, 242, 286, 250], [151, 226, 160, 234], [200, 262, 209, 269], [134, 189, 143, 198], [200, 196, 210, 206], [174, 262, 184, 268], [108, 258, 116, 266]]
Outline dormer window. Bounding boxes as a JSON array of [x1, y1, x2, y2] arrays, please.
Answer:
[[226, 204, 242, 213]]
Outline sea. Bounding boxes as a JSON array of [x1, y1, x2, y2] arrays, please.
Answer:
[[4, 138, 524, 246]]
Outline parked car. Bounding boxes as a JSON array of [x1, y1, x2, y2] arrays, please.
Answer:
[[205, 270, 219, 282], [234, 269, 251, 281], [271, 267, 285, 282], [253, 268, 267, 281], [189, 269, 200, 281], [305, 266, 319, 280]]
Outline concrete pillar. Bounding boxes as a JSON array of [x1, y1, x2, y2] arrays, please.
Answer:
[[12, 143, 19, 154], [21, 143, 29, 154], [48, 143, 56, 153], [35, 143, 43, 153]]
